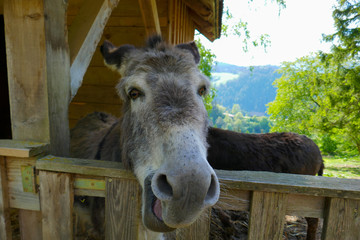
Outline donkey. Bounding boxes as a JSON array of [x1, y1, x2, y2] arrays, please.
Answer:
[[71, 36, 220, 239], [206, 127, 324, 240]]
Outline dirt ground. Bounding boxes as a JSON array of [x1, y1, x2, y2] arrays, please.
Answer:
[[210, 208, 323, 240]]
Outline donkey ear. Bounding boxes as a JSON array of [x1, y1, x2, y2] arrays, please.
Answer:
[[100, 40, 135, 74], [176, 41, 200, 64]]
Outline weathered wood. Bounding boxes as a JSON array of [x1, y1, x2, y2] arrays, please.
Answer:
[[19, 209, 42, 240], [36, 155, 134, 179], [6, 157, 40, 211], [4, 0, 50, 142], [43, 0, 71, 156], [0, 156, 12, 240], [216, 170, 360, 199], [0, 140, 48, 158], [138, 0, 161, 36], [248, 191, 288, 240], [287, 194, 325, 218], [176, 208, 211, 240], [105, 177, 141, 240], [183, 0, 212, 20], [322, 197, 360, 240], [39, 171, 73, 239], [68, 0, 120, 99]]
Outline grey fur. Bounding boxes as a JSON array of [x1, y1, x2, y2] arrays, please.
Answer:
[[71, 36, 219, 239]]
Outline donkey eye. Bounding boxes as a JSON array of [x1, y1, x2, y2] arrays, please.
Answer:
[[198, 86, 207, 96], [128, 88, 142, 100]]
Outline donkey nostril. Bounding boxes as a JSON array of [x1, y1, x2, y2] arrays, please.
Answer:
[[156, 174, 173, 199], [205, 174, 218, 202]]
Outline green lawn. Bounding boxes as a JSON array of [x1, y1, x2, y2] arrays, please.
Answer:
[[322, 155, 360, 179]]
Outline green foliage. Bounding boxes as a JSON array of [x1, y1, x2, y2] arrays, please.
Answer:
[[213, 63, 280, 115], [267, 53, 360, 154], [195, 39, 217, 113], [209, 104, 271, 133]]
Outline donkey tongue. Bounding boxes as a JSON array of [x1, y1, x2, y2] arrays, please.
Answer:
[[153, 199, 163, 221]]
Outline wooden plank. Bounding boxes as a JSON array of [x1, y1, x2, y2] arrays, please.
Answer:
[[0, 156, 12, 240], [68, 0, 120, 99], [6, 157, 40, 211], [72, 84, 121, 104], [105, 177, 141, 239], [39, 171, 73, 239], [322, 197, 360, 240], [19, 210, 42, 240], [248, 191, 288, 240], [176, 208, 211, 240], [68, 16, 168, 27], [138, 0, 161, 36], [287, 194, 325, 218], [4, 0, 50, 142], [0, 140, 48, 158], [216, 170, 360, 199], [36, 155, 134, 180], [69, 102, 121, 121], [43, 0, 71, 156]]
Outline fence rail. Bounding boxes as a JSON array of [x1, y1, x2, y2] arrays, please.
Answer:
[[1, 140, 360, 239]]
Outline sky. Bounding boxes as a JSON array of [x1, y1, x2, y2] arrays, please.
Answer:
[[196, 0, 338, 66]]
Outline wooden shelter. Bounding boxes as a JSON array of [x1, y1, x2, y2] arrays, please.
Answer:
[[1, 0, 360, 240]]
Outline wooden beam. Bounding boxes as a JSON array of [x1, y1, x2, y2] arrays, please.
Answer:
[[322, 197, 360, 239], [68, 0, 120, 99], [43, 0, 71, 156], [0, 140, 48, 158], [182, 0, 212, 21], [105, 177, 141, 239], [138, 0, 161, 36], [248, 191, 288, 240], [4, 0, 50, 143], [0, 157, 12, 240], [39, 171, 73, 239]]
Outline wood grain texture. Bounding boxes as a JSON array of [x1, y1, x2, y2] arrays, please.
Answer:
[[39, 171, 74, 240], [4, 0, 50, 142], [138, 0, 161, 36], [216, 170, 360, 199], [248, 191, 288, 240], [6, 157, 40, 210], [0, 156, 12, 240], [19, 209, 42, 240], [105, 177, 141, 240], [322, 197, 360, 240], [69, 0, 120, 99], [0, 140, 48, 158], [176, 208, 211, 240], [43, 0, 71, 156], [36, 155, 134, 179]]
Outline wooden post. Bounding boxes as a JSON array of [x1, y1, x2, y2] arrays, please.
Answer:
[[4, 0, 71, 238], [105, 177, 141, 240], [248, 191, 288, 240], [176, 208, 211, 240], [322, 197, 360, 240], [39, 171, 74, 239], [0, 156, 12, 240]]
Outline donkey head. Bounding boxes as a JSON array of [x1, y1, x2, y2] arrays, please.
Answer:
[[100, 36, 220, 233]]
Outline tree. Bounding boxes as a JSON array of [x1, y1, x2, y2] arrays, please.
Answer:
[[268, 0, 360, 154], [195, 39, 216, 113]]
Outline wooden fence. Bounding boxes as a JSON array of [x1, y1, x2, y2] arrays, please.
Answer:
[[1, 140, 360, 240]]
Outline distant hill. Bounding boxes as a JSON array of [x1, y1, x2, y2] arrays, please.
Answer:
[[211, 62, 281, 116]]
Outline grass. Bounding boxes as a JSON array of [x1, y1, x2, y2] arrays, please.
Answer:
[[322, 155, 360, 179]]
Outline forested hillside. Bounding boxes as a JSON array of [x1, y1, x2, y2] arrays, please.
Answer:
[[211, 63, 280, 116]]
